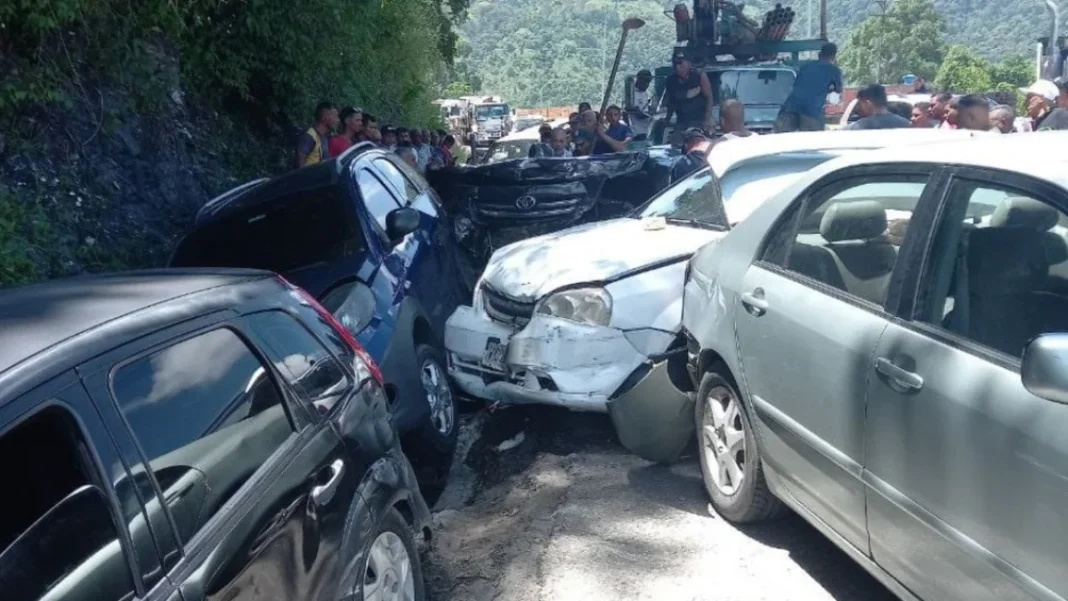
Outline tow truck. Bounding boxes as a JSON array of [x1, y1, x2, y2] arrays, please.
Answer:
[[625, 0, 829, 144]]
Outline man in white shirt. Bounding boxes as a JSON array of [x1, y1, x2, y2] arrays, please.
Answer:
[[627, 69, 654, 139], [718, 99, 757, 140]]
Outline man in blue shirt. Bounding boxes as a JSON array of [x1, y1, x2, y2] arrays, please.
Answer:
[[775, 42, 842, 132], [593, 105, 634, 154]]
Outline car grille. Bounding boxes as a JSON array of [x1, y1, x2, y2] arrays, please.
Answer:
[[473, 182, 587, 224], [481, 285, 535, 327]]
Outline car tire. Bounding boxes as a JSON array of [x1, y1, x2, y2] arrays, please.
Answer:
[[695, 369, 786, 523], [356, 507, 426, 601], [411, 344, 459, 457]]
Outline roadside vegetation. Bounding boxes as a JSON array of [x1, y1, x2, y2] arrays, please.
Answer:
[[0, 0, 469, 286]]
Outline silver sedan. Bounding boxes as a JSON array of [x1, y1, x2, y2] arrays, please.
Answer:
[[681, 131, 1068, 601]]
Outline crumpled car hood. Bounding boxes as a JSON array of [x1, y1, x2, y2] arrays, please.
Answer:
[[481, 218, 726, 300]]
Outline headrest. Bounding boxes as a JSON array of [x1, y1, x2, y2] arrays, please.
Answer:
[[966, 227, 1048, 290], [820, 200, 888, 242], [990, 197, 1058, 231]]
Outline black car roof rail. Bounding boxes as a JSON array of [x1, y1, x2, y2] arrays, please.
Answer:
[[196, 177, 270, 221]]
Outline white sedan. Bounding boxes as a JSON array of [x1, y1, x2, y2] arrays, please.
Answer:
[[445, 129, 981, 462]]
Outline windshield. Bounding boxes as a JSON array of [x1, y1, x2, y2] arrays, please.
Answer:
[[720, 153, 842, 224], [637, 169, 727, 228], [476, 104, 509, 120], [485, 140, 534, 164], [713, 69, 795, 105]]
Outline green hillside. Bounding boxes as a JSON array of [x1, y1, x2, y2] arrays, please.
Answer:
[[454, 0, 1048, 107]]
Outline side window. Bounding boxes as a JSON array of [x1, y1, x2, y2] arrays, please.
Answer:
[[373, 158, 420, 203], [110, 328, 295, 546], [246, 311, 351, 415], [356, 169, 402, 231], [921, 181, 1068, 358], [770, 176, 928, 306], [0, 407, 136, 601]]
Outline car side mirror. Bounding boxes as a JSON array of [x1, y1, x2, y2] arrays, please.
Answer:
[[385, 207, 420, 245], [1021, 334, 1068, 404]]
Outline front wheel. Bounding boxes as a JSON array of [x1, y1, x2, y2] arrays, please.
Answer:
[[695, 370, 786, 523], [358, 507, 425, 601], [412, 344, 459, 456]]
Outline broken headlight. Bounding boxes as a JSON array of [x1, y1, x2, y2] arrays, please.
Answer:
[[535, 287, 612, 326]]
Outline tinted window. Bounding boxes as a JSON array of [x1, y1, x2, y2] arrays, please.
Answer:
[[171, 187, 365, 273], [0, 408, 136, 601], [246, 311, 351, 415], [357, 169, 401, 231], [111, 328, 294, 545], [637, 168, 728, 228], [922, 181, 1068, 358], [771, 176, 928, 306], [373, 158, 420, 203]]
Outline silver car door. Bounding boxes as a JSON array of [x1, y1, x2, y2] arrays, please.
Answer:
[[864, 168, 1068, 601], [734, 166, 936, 554]]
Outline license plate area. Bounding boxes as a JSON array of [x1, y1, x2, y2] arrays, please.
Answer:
[[481, 338, 507, 372]]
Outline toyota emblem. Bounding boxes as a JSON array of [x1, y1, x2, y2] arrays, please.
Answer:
[[515, 195, 537, 210]]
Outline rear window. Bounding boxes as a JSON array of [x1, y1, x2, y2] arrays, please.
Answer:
[[712, 70, 795, 105], [172, 187, 365, 273]]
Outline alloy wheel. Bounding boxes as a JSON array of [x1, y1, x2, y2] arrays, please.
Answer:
[[363, 531, 415, 601], [701, 385, 747, 496], [420, 358, 455, 436]]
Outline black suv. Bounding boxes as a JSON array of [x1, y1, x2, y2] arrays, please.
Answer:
[[0, 270, 430, 601], [171, 143, 467, 465]]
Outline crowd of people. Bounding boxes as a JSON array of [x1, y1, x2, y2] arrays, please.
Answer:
[[294, 101, 472, 172], [293, 43, 1068, 175]]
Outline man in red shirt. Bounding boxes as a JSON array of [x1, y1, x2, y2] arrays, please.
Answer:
[[328, 107, 364, 156]]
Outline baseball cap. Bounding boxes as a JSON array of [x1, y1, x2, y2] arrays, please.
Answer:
[[637, 69, 653, 80], [682, 127, 706, 144], [1055, 76, 1068, 91], [1020, 80, 1059, 102]]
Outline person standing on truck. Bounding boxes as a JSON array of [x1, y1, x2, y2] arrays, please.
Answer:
[[775, 42, 842, 132], [627, 69, 655, 140], [664, 50, 713, 139], [294, 101, 339, 168]]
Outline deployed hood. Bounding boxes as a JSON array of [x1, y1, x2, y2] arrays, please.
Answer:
[[481, 217, 725, 300]]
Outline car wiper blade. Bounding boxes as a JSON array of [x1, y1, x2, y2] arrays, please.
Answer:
[[664, 217, 726, 231]]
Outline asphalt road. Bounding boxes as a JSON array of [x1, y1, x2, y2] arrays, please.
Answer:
[[422, 406, 899, 601]]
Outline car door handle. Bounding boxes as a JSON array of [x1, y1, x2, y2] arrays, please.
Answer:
[[740, 289, 769, 316], [874, 357, 924, 392], [310, 459, 346, 506]]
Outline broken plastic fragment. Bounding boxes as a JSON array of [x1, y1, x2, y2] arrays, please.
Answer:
[[643, 216, 667, 231]]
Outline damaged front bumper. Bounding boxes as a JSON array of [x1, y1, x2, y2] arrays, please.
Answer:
[[445, 305, 694, 462]]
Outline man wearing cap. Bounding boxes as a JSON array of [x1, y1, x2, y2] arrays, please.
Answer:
[[664, 50, 713, 142], [627, 69, 655, 140], [670, 128, 713, 182], [1021, 80, 1068, 131], [776, 42, 842, 132]]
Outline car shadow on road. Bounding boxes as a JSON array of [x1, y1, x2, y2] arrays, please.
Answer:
[[626, 460, 709, 517], [735, 515, 899, 601]]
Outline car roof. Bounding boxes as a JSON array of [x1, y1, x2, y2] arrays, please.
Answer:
[[0, 269, 270, 378], [833, 130, 1068, 190], [708, 129, 989, 176], [196, 142, 381, 225]]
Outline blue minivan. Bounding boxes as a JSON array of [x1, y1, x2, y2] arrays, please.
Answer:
[[171, 142, 465, 459]]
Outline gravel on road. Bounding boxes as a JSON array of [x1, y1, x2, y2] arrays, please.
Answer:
[[422, 406, 898, 601]]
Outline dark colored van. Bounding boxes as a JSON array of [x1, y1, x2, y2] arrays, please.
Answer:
[[0, 270, 430, 601]]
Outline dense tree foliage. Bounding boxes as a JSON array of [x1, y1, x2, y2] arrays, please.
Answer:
[[935, 46, 1033, 92], [0, 0, 467, 126], [838, 0, 946, 84]]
